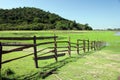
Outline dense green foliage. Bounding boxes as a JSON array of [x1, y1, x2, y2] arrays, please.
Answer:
[[0, 7, 92, 30]]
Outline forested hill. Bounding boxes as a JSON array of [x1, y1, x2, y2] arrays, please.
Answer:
[[0, 7, 92, 30]]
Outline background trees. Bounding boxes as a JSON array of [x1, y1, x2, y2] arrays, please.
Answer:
[[0, 7, 92, 30]]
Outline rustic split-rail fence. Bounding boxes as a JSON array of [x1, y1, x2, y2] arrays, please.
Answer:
[[0, 35, 105, 69]]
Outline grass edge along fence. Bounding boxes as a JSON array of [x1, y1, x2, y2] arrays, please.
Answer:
[[0, 35, 105, 69]]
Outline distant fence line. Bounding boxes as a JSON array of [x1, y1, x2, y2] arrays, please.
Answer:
[[0, 35, 105, 69]]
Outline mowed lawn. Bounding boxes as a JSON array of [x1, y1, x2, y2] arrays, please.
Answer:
[[0, 31, 120, 80]]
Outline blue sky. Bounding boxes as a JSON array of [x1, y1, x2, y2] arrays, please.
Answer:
[[0, 0, 120, 29]]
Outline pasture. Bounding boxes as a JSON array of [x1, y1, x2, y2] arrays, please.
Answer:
[[0, 30, 120, 80]]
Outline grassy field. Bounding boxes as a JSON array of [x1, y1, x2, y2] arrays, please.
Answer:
[[0, 30, 120, 80]]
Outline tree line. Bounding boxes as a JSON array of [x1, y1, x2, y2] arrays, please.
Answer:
[[0, 7, 92, 30]]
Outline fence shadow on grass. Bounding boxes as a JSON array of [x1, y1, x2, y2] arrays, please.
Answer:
[[18, 52, 93, 80], [1, 51, 95, 80], [1, 77, 15, 80], [39, 56, 82, 79], [39, 51, 94, 79]]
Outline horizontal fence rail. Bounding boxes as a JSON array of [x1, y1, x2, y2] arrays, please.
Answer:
[[0, 36, 58, 40], [1, 43, 34, 46], [0, 35, 106, 69]]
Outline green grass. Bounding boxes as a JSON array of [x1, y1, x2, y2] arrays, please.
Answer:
[[46, 51, 120, 80], [0, 30, 120, 80]]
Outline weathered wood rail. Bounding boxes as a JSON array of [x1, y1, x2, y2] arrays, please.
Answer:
[[0, 35, 105, 69]]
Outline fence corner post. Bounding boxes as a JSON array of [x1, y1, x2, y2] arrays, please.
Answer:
[[88, 39, 89, 52], [0, 42, 1, 80], [68, 36, 71, 56], [77, 39, 79, 55], [54, 34, 58, 62], [0, 42, 2, 69], [33, 36, 38, 68], [83, 40, 86, 53]]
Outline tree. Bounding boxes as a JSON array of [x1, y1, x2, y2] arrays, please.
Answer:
[[0, 7, 93, 30]]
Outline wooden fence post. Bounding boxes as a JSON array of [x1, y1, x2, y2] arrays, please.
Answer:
[[94, 41, 96, 51], [0, 42, 2, 69], [33, 36, 38, 68], [68, 37, 71, 56], [88, 40, 89, 52], [77, 39, 79, 54], [83, 40, 86, 53], [54, 34, 58, 62]]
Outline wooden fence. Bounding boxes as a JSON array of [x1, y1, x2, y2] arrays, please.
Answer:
[[0, 35, 105, 69]]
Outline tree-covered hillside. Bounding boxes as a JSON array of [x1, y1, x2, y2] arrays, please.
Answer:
[[0, 7, 92, 30]]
